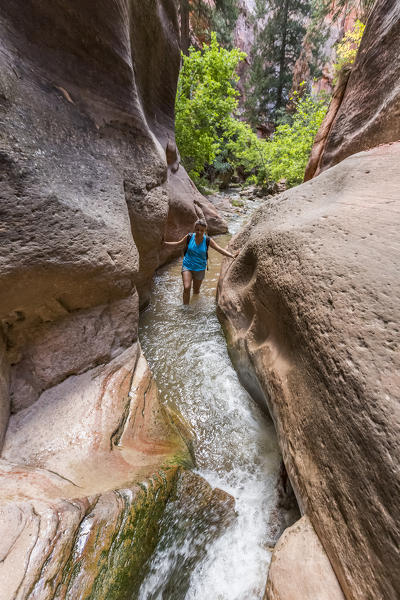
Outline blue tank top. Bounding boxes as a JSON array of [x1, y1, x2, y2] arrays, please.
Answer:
[[182, 233, 207, 271]]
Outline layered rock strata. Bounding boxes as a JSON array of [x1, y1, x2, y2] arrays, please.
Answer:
[[0, 344, 190, 598], [218, 143, 400, 600]]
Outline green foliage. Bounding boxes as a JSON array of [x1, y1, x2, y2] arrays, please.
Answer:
[[176, 35, 328, 191], [262, 90, 329, 186], [333, 20, 365, 81], [222, 118, 268, 181], [175, 34, 246, 181]]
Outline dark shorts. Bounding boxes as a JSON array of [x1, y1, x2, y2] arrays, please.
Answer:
[[181, 267, 206, 281]]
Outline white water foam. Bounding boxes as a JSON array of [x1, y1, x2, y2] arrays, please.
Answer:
[[138, 200, 281, 599]]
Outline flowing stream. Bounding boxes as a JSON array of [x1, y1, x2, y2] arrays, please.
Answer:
[[138, 196, 282, 600]]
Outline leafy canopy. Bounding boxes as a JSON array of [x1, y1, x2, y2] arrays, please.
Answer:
[[262, 89, 328, 187], [175, 33, 246, 180], [175, 34, 328, 189]]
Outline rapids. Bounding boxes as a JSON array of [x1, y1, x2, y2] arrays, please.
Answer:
[[138, 196, 282, 599]]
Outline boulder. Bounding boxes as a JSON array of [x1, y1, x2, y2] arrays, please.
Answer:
[[265, 516, 345, 600], [306, 0, 400, 176], [139, 470, 236, 598], [217, 143, 400, 600]]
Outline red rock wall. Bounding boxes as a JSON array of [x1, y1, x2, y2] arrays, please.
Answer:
[[0, 0, 226, 418], [307, 0, 400, 176], [218, 143, 400, 600], [0, 3, 225, 595], [218, 3, 400, 598]]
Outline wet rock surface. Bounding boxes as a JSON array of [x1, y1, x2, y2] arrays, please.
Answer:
[[218, 143, 400, 600], [0, 346, 191, 599], [138, 470, 236, 599]]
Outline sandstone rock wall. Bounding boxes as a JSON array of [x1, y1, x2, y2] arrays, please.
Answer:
[[0, 334, 9, 449], [0, 0, 226, 414], [0, 1, 226, 596], [218, 143, 400, 600], [218, 6, 400, 596], [0, 344, 191, 598], [306, 0, 400, 177]]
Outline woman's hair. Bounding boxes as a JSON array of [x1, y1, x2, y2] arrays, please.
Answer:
[[194, 219, 207, 229]]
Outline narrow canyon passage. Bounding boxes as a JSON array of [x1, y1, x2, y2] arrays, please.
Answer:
[[138, 199, 283, 599]]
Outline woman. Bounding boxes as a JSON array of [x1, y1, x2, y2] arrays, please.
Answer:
[[163, 219, 237, 304]]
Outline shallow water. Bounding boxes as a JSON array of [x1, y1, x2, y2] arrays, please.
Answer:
[[138, 199, 281, 599]]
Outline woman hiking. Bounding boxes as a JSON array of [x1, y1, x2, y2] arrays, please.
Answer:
[[163, 219, 237, 304]]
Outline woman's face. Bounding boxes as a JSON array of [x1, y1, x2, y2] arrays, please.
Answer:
[[195, 225, 206, 236]]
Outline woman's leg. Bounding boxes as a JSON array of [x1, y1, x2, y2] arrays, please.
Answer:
[[182, 270, 193, 304], [192, 277, 203, 295]]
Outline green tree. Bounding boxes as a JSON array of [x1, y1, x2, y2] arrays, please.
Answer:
[[175, 34, 246, 181], [246, 0, 311, 125], [262, 89, 328, 186], [179, 0, 240, 53], [212, 0, 240, 48]]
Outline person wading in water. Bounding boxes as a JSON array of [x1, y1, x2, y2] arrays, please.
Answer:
[[163, 219, 237, 304]]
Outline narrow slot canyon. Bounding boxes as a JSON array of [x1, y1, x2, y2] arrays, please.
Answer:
[[0, 0, 398, 599], [137, 198, 300, 599]]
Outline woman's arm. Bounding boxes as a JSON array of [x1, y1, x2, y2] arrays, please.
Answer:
[[209, 238, 239, 259], [162, 235, 188, 248]]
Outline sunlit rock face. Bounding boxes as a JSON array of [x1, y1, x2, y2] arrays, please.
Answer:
[[0, 1, 226, 596], [218, 143, 400, 600], [306, 0, 400, 177]]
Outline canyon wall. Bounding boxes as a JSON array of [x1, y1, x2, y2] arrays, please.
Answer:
[[0, 0, 226, 596], [306, 0, 400, 178], [218, 1, 400, 599]]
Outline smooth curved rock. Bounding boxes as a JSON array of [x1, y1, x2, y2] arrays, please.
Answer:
[[265, 516, 345, 600], [0, 469, 179, 600], [308, 0, 400, 175], [218, 143, 400, 600], [0, 1, 228, 595], [0, 345, 191, 597], [0, 0, 225, 324]]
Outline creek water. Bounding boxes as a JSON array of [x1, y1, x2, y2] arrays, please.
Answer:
[[137, 198, 282, 600]]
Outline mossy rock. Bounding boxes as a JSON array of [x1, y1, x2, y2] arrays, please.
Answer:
[[58, 469, 180, 600]]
